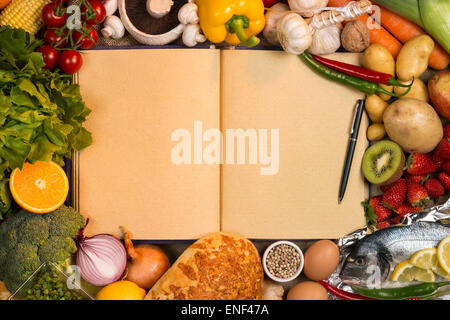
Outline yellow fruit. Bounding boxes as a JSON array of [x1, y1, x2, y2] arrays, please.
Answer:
[[96, 281, 146, 300], [433, 263, 450, 279], [391, 260, 435, 282], [437, 235, 450, 274], [9, 161, 69, 214], [410, 248, 437, 270]]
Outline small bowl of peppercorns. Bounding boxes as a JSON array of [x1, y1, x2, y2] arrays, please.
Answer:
[[262, 241, 304, 282]]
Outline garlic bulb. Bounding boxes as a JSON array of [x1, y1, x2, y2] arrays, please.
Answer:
[[263, 2, 289, 46], [277, 13, 312, 55], [288, 0, 329, 17], [308, 25, 341, 55]]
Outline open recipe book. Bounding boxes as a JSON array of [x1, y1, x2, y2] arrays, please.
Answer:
[[74, 48, 369, 240]]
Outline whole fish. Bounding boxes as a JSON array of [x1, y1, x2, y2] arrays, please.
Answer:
[[340, 222, 450, 287]]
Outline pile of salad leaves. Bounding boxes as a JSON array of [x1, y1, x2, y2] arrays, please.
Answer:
[[0, 26, 92, 218]]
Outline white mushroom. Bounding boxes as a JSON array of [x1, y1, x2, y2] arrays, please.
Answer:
[[146, 0, 174, 19], [103, 0, 118, 16], [182, 24, 206, 47], [102, 15, 125, 39], [118, 0, 184, 45], [178, 2, 199, 25]]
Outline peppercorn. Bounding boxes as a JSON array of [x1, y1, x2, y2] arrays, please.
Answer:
[[266, 244, 301, 279]]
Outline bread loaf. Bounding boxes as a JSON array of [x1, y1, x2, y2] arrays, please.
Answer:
[[146, 232, 263, 300]]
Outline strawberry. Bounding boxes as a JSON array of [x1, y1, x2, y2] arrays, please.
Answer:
[[432, 138, 450, 164], [444, 124, 450, 139], [362, 196, 392, 230], [423, 178, 445, 198], [382, 178, 406, 210], [406, 153, 438, 176], [390, 214, 405, 225], [405, 174, 430, 185], [438, 172, 450, 192], [407, 182, 430, 208], [376, 220, 391, 230], [396, 203, 423, 216], [443, 162, 450, 174]]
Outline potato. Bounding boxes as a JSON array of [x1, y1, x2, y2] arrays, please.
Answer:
[[367, 123, 386, 141], [394, 78, 429, 102], [428, 70, 450, 119], [396, 35, 434, 81], [383, 98, 443, 153], [365, 94, 389, 122], [363, 44, 396, 101]]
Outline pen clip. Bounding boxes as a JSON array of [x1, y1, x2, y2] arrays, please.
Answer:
[[350, 100, 363, 135]]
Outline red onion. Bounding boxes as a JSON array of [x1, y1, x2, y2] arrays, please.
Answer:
[[76, 234, 127, 287]]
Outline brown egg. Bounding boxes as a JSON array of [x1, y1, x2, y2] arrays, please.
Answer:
[[286, 281, 328, 300], [303, 240, 340, 281]]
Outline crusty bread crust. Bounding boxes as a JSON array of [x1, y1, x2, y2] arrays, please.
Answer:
[[146, 232, 263, 300]]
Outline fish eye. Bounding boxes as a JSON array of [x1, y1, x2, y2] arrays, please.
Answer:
[[355, 257, 366, 266]]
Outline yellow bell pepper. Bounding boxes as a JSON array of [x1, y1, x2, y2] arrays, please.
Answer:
[[197, 0, 266, 47]]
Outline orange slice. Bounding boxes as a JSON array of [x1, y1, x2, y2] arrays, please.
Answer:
[[10, 161, 69, 214]]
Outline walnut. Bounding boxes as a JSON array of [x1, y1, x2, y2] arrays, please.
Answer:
[[341, 20, 370, 53]]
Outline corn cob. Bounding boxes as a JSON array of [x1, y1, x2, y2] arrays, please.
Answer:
[[0, 0, 52, 35]]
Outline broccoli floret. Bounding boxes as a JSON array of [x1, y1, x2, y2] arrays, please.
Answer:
[[0, 205, 86, 292], [18, 216, 49, 246], [4, 243, 41, 290], [45, 206, 86, 237], [38, 236, 77, 264]]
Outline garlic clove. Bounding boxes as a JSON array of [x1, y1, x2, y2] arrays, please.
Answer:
[[146, 0, 174, 19]]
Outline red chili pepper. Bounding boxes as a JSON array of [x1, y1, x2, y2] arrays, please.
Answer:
[[311, 54, 414, 88], [318, 281, 376, 300]]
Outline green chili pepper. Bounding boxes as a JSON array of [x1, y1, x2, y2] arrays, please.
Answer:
[[351, 281, 450, 300], [300, 52, 413, 98]]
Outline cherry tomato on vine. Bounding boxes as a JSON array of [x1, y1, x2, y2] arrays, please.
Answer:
[[37, 45, 60, 70], [58, 50, 83, 74], [42, 3, 68, 28], [73, 26, 98, 50], [81, 0, 106, 25], [43, 28, 67, 49]]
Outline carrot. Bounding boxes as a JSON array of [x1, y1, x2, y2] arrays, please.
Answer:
[[328, 0, 402, 58], [371, 4, 449, 70]]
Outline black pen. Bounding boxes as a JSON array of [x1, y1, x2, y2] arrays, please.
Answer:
[[338, 99, 365, 204]]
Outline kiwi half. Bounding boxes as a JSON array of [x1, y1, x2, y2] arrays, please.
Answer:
[[362, 140, 405, 186]]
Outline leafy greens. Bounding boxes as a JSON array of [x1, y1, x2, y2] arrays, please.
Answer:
[[0, 26, 92, 218]]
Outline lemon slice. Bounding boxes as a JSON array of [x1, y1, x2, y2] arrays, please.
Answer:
[[413, 268, 435, 282], [391, 261, 415, 282], [410, 248, 438, 270], [391, 260, 436, 282], [433, 263, 450, 280], [437, 235, 450, 274]]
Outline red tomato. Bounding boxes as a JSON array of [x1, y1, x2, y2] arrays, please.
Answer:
[[58, 50, 83, 74], [81, 0, 106, 25], [43, 28, 67, 48], [73, 26, 98, 50], [42, 3, 67, 28], [37, 45, 60, 70], [263, 0, 279, 7]]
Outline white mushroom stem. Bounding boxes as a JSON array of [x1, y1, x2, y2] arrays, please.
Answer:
[[146, 0, 174, 19], [118, 0, 184, 45], [102, 15, 125, 39], [103, 0, 118, 16], [182, 24, 206, 47]]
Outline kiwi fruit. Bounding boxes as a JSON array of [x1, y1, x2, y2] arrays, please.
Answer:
[[362, 140, 405, 186]]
